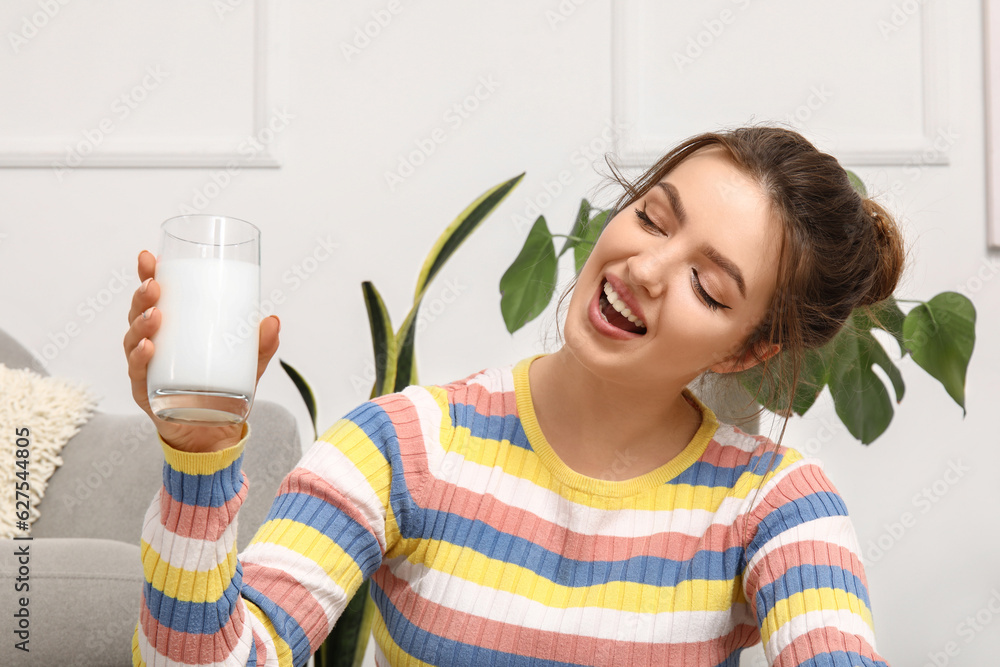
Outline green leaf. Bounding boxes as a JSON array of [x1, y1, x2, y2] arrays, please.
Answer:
[[558, 199, 591, 259], [361, 281, 397, 398], [500, 215, 558, 333], [279, 359, 317, 441], [826, 311, 906, 444], [575, 209, 608, 274], [856, 296, 908, 357], [413, 173, 524, 302], [846, 169, 867, 197], [392, 304, 420, 393], [737, 345, 832, 417], [902, 291, 975, 415], [326, 581, 370, 667]]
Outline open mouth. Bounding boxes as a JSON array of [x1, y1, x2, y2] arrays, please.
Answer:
[[598, 279, 647, 335]]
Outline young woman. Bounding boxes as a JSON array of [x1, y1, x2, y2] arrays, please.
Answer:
[[125, 126, 900, 666]]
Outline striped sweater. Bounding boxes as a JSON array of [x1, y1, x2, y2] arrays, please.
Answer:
[[133, 353, 890, 666]]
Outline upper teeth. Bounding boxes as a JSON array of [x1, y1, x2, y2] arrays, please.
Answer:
[[604, 282, 645, 328]]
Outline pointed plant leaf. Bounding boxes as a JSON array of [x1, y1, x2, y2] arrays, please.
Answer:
[[413, 173, 524, 303], [500, 215, 557, 333], [575, 209, 607, 274], [361, 281, 397, 398], [279, 359, 318, 441], [902, 291, 975, 414], [393, 303, 421, 393], [846, 169, 868, 197], [558, 199, 591, 258]]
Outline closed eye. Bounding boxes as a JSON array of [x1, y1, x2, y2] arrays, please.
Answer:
[[692, 269, 729, 311], [634, 206, 662, 233]]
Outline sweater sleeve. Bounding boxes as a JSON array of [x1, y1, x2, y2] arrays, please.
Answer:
[[132, 397, 416, 667], [741, 452, 891, 667]]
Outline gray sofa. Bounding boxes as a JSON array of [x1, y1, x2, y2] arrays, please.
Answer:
[[0, 329, 303, 666]]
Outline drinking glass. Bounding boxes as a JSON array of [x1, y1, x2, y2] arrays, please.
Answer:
[[147, 215, 261, 424]]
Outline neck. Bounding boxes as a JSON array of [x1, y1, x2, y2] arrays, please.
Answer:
[[528, 347, 703, 478]]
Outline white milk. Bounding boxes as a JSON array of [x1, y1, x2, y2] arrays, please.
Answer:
[[147, 257, 260, 399]]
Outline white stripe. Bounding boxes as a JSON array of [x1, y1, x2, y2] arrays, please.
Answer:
[[297, 436, 387, 552], [244, 606, 282, 666], [137, 602, 256, 666], [387, 555, 744, 641], [764, 608, 877, 659], [402, 384, 795, 540], [141, 499, 238, 573], [373, 638, 389, 666], [241, 541, 350, 628], [743, 514, 863, 596]]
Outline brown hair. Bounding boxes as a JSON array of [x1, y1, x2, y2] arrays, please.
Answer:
[[553, 126, 907, 529]]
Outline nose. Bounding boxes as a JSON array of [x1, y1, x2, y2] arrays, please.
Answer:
[[626, 243, 672, 299]]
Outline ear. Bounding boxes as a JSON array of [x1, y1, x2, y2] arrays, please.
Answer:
[[709, 341, 781, 374]]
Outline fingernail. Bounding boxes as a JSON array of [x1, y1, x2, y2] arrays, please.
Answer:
[[137, 338, 147, 351], [142, 307, 154, 320], [139, 277, 152, 293], [275, 316, 281, 333]]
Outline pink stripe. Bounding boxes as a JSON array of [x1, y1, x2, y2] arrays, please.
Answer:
[[278, 468, 378, 543], [140, 591, 244, 664], [243, 561, 330, 655], [159, 478, 247, 542], [374, 568, 758, 664], [743, 461, 840, 537], [452, 380, 518, 418], [773, 626, 884, 666], [250, 627, 268, 664]]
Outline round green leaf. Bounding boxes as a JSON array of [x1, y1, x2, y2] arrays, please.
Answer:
[[500, 216, 557, 333], [902, 291, 975, 414]]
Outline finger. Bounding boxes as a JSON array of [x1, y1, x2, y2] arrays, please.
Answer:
[[127, 251, 159, 324], [123, 306, 160, 357], [255, 315, 281, 383], [127, 335, 155, 402]]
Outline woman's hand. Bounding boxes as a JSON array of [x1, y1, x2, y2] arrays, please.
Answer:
[[123, 250, 280, 453]]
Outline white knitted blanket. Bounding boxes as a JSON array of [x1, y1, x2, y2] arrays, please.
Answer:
[[0, 363, 96, 538]]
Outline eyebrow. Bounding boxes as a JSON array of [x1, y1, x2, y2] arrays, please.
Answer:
[[655, 181, 747, 300]]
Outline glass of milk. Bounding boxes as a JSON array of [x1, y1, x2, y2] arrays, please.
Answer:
[[147, 215, 261, 425]]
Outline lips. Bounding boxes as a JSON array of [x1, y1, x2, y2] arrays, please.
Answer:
[[587, 276, 646, 339]]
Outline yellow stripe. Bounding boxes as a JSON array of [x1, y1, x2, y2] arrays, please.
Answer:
[[160, 423, 249, 475], [407, 539, 742, 613], [318, 419, 391, 493], [245, 596, 296, 667], [759, 587, 874, 646], [254, 517, 367, 581], [140, 539, 239, 603], [371, 608, 438, 667], [131, 623, 145, 666]]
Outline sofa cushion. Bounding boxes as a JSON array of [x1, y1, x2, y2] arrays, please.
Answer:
[[0, 537, 143, 666]]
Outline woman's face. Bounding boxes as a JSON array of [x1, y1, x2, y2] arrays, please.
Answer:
[[564, 146, 782, 390]]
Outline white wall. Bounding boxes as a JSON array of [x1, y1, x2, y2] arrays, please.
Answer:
[[1, 1, 997, 665]]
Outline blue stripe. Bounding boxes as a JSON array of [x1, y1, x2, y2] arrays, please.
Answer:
[[744, 491, 848, 566], [414, 505, 746, 586], [265, 491, 382, 578], [143, 561, 244, 634], [671, 450, 786, 487], [450, 401, 532, 450], [370, 579, 585, 666], [754, 563, 872, 623], [342, 399, 423, 532], [797, 652, 887, 666], [162, 454, 245, 508], [243, 581, 313, 666], [246, 634, 257, 666]]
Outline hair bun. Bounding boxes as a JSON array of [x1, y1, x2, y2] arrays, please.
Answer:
[[858, 199, 905, 307]]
